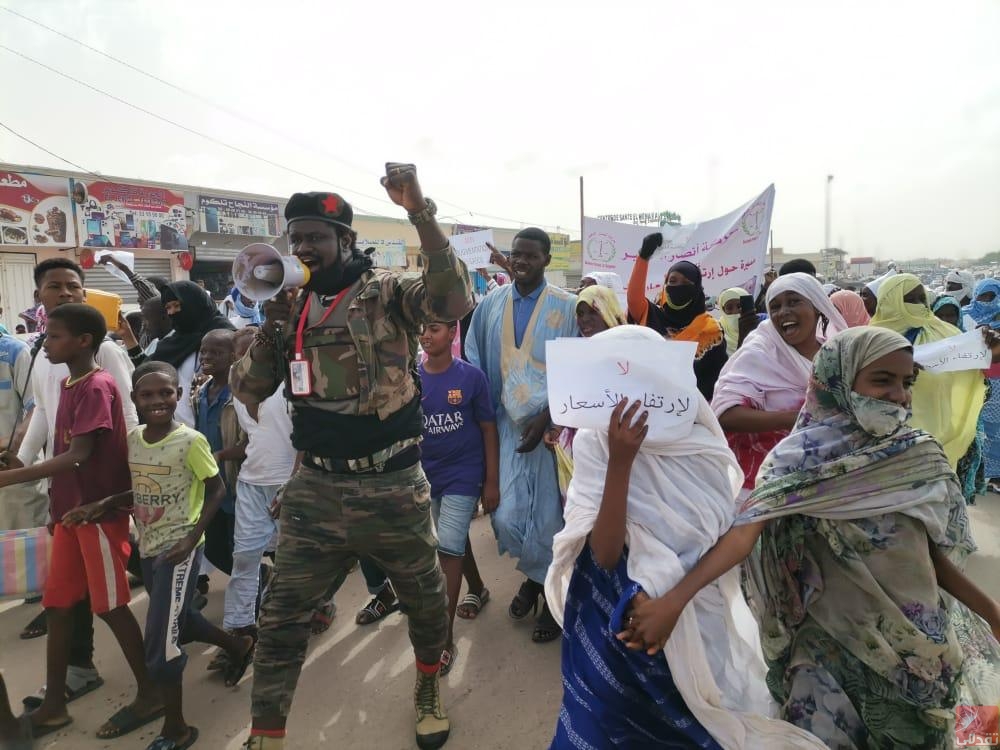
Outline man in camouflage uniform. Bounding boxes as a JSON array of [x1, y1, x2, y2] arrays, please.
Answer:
[[234, 164, 473, 750]]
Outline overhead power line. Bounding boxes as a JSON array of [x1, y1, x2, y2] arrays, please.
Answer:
[[0, 42, 389, 214], [0, 119, 97, 175], [0, 7, 577, 233]]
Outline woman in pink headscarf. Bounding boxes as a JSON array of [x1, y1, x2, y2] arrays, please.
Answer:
[[830, 289, 871, 328], [712, 273, 848, 499]]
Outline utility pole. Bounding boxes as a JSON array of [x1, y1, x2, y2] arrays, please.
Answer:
[[824, 175, 834, 278], [824, 175, 833, 251]]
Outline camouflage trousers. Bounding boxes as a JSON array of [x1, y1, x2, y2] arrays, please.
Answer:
[[250, 461, 448, 719]]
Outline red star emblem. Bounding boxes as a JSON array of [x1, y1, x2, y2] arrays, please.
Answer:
[[320, 194, 341, 216]]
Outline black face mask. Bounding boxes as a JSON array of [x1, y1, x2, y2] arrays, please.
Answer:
[[666, 285, 698, 306]]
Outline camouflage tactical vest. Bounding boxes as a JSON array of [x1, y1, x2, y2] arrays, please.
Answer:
[[285, 269, 419, 420]]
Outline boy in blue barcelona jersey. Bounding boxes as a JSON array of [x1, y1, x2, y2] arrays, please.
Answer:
[[417, 319, 499, 674]]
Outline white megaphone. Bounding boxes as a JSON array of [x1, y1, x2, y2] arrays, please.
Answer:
[[232, 243, 311, 302]]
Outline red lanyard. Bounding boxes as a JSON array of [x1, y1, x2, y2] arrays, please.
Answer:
[[294, 288, 352, 360]]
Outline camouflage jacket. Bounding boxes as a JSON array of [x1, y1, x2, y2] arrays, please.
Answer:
[[231, 244, 473, 423]]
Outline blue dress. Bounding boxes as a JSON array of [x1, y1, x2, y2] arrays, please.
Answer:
[[550, 543, 721, 749]]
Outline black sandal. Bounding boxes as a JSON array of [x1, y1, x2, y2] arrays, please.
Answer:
[[19, 610, 47, 640], [355, 592, 399, 626], [508, 579, 541, 621], [532, 601, 562, 643], [224, 635, 256, 687]]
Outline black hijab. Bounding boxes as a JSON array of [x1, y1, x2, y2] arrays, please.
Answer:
[[152, 281, 235, 368], [654, 260, 707, 331]]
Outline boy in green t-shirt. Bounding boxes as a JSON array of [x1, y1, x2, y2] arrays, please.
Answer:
[[64, 361, 255, 750]]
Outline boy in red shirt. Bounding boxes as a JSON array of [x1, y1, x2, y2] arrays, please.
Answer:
[[0, 304, 161, 740]]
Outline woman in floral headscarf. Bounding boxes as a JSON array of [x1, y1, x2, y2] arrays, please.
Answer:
[[618, 327, 1000, 749], [965, 278, 1000, 488]]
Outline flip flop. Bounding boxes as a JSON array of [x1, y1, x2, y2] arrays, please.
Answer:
[[145, 726, 199, 750], [456, 588, 490, 620], [224, 638, 256, 687], [23, 670, 104, 711], [96, 703, 166, 740], [19, 611, 47, 640], [206, 650, 229, 672], [310, 601, 337, 635], [26, 713, 73, 739], [531, 602, 562, 644], [508, 580, 541, 621]]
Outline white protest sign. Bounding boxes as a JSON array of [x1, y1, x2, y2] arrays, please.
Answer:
[[583, 184, 775, 301], [94, 250, 135, 284], [358, 238, 407, 268], [913, 330, 992, 372], [546, 335, 699, 442], [450, 229, 494, 269]]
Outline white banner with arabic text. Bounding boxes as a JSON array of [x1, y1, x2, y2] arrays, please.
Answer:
[[582, 184, 774, 301]]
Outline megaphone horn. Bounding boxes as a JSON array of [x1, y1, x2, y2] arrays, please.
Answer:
[[232, 243, 311, 302]]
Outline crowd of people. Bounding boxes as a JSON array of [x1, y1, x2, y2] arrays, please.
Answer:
[[1, 164, 1000, 750]]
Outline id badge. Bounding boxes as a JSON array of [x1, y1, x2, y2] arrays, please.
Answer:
[[289, 358, 312, 396]]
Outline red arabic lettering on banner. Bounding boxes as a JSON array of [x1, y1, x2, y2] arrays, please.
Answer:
[[73, 179, 189, 250], [582, 184, 775, 299], [0, 172, 75, 247]]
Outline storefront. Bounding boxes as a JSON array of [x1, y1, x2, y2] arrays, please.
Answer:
[[0, 161, 560, 329], [185, 193, 285, 300], [0, 169, 75, 330]]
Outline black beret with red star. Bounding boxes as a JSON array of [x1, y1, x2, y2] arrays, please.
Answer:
[[284, 191, 354, 229]]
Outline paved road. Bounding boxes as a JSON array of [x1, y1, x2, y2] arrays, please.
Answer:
[[2, 495, 999, 749]]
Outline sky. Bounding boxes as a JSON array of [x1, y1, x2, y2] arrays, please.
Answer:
[[0, 0, 998, 261]]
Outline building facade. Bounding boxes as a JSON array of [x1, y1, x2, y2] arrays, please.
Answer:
[[0, 163, 579, 331]]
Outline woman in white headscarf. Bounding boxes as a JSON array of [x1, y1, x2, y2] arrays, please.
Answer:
[[712, 273, 848, 498], [860, 268, 897, 317], [579, 271, 625, 295], [545, 324, 826, 749]]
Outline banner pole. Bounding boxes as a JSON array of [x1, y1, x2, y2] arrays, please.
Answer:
[[579, 176, 585, 283]]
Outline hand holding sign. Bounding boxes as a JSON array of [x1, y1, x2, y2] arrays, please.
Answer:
[[451, 229, 495, 269], [913, 329, 992, 372], [546, 328, 699, 443], [607, 399, 649, 466], [984, 327, 1000, 365], [486, 242, 512, 275]]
